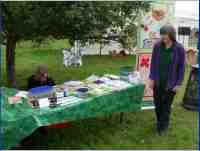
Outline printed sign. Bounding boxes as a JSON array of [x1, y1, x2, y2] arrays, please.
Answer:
[[136, 52, 153, 100], [139, 1, 174, 49]]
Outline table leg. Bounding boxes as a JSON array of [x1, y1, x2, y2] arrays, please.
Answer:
[[109, 114, 112, 120], [104, 114, 113, 123], [119, 112, 124, 123]]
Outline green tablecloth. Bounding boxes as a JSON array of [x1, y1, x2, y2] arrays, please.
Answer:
[[1, 84, 145, 149]]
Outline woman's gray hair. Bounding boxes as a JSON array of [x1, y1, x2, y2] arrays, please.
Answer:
[[160, 24, 176, 41]]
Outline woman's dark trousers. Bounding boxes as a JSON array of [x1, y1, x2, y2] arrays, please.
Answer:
[[153, 85, 176, 133]]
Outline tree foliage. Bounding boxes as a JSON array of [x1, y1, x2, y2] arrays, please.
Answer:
[[3, 1, 150, 44], [1, 1, 150, 86]]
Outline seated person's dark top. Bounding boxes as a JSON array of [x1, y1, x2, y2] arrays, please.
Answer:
[[27, 75, 55, 90]]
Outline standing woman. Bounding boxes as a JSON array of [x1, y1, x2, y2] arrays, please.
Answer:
[[149, 25, 185, 135]]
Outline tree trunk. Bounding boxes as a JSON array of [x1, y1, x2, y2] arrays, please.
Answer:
[[99, 42, 102, 56], [6, 32, 17, 87]]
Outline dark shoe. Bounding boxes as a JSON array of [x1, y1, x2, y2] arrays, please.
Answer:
[[157, 127, 168, 136], [158, 129, 164, 136]]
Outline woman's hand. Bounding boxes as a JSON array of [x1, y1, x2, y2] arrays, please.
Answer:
[[149, 79, 154, 90]]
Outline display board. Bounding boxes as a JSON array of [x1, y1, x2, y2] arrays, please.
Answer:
[[136, 52, 153, 100], [138, 1, 175, 49]]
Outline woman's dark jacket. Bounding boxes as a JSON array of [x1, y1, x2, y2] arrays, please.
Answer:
[[149, 40, 185, 89]]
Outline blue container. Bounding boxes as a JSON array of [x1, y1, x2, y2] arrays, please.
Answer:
[[28, 85, 53, 96]]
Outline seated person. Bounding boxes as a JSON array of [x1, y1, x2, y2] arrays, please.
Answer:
[[27, 65, 55, 90]]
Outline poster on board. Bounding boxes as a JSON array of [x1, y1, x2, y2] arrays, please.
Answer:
[[136, 52, 153, 101], [138, 1, 175, 49]]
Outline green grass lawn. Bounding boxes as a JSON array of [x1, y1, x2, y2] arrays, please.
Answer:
[[2, 40, 198, 150]]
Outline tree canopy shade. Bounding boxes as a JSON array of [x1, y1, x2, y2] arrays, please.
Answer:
[[1, 1, 150, 87]]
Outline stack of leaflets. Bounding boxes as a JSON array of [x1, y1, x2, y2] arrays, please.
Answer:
[[85, 74, 100, 83], [58, 96, 83, 106], [8, 96, 22, 105], [15, 91, 28, 98], [103, 79, 131, 90], [38, 96, 83, 108], [104, 74, 120, 80], [38, 98, 49, 108], [64, 81, 84, 87]]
